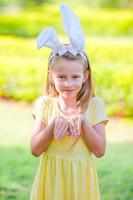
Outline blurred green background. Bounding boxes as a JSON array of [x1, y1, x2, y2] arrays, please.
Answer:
[[0, 0, 133, 116], [0, 1, 133, 200]]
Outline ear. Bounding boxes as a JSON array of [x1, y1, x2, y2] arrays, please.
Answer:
[[83, 70, 89, 83], [48, 71, 54, 84]]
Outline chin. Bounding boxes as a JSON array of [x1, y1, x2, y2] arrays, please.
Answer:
[[58, 89, 80, 98], [62, 92, 78, 99]]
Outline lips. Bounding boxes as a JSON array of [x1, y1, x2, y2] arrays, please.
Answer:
[[63, 89, 74, 92]]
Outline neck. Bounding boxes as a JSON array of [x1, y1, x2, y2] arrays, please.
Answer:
[[58, 95, 77, 110]]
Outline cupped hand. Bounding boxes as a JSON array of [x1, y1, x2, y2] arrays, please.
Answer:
[[53, 116, 69, 140], [67, 114, 85, 137]]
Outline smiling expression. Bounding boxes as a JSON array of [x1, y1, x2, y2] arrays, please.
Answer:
[[49, 58, 89, 99]]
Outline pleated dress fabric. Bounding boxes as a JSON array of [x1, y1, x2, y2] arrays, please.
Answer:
[[30, 95, 108, 200]]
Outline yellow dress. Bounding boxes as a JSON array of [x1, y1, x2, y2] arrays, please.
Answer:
[[30, 95, 108, 200]]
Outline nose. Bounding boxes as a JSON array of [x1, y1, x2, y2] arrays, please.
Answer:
[[64, 80, 72, 87]]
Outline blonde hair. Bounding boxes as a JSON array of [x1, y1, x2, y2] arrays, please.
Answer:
[[44, 51, 95, 113]]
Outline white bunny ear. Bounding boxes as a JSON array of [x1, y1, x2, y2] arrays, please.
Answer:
[[60, 4, 85, 53], [37, 27, 62, 53]]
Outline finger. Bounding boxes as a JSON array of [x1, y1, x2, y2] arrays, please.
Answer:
[[59, 121, 69, 137], [71, 119, 78, 136], [66, 131, 71, 136], [73, 117, 80, 136], [54, 123, 64, 139], [54, 117, 61, 133], [54, 117, 65, 136], [68, 120, 76, 136], [54, 121, 68, 139], [65, 119, 71, 136], [55, 125, 67, 139], [68, 123, 73, 136], [59, 124, 69, 139], [70, 117, 79, 136], [54, 123, 60, 137], [77, 116, 81, 132]]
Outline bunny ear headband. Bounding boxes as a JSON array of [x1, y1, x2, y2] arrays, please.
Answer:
[[36, 4, 87, 63]]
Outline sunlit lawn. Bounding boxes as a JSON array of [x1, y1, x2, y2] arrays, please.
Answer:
[[0, 100, 133, 200]]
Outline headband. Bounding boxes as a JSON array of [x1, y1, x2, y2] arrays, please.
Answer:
[[36, 4, 87, 63]]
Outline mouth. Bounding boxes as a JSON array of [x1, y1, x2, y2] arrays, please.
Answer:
[[63, 89, 74, 92]]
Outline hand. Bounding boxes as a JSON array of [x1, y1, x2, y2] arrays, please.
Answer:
[[67, 114, 85, 137], [53, 116, 69, 140]]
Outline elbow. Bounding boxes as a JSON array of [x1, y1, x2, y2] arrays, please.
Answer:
[[93, 142, 106, 158], [30, 144, 46, 157], [30, 144, 41, 157], [31, 149, 40, 157], [95, 152, 105, 158], [93, 149, 106, 158]]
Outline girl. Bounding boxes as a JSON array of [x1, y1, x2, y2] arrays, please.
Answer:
[[30, 4, 108, 200]]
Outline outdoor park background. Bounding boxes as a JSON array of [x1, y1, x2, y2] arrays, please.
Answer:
[[0, 0, 133, 199]]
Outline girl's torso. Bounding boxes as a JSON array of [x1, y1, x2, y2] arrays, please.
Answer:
[[43, 95, 95, 159]]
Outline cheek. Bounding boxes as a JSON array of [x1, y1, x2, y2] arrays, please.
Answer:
[[54, 80, 63, 88], [76, 78, 84, 86]]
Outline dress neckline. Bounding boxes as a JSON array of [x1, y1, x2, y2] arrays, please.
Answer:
[[53, 96, 90, 117]]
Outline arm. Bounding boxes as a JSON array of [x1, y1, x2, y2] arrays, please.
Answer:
[[81, 117, 106, 158], [30, 119, 55, 157], [30, 116, 69, 157]]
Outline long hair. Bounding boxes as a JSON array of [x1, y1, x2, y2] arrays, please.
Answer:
[[44, 50, 95, 113]]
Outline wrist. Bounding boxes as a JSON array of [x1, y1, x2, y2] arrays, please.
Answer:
[[80, 114, 86, 124], [47, 120, 55, 137], [81, 115, 88, 128]]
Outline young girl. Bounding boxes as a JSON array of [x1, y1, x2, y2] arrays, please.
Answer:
[[30, 4, 108, 200]]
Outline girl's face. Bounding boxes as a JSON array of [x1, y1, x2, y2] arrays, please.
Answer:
[[49, 58, 89, 99]]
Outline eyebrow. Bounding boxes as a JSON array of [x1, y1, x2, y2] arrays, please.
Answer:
[[57, 73, 81, 76]]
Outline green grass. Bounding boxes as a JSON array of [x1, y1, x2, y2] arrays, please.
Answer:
[[0, 101, 133, 199], [96, 143, 133, 200], [0, 147, 38, 200]]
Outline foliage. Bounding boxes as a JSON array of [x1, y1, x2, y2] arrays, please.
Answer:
[[96, 143, 133, 200], [0, 4, 133, 37], [0, 0, 47, 7], [0, 36, 133, 116], [0, 0, 132, 8], [84, 0, 133, 8], [0, 35, 48, 101]]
